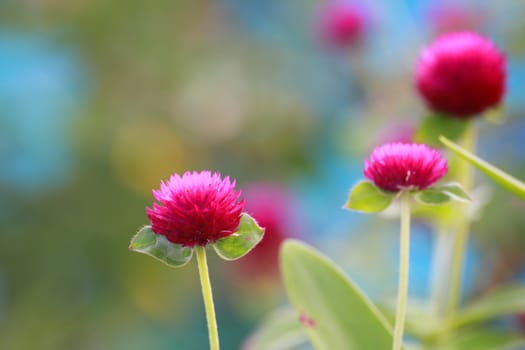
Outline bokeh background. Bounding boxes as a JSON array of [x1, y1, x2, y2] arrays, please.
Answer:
[[1, 0, 525, 349]]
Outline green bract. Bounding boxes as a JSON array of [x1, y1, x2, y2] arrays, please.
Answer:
[[129, 226, 193, 268], [129, 213, 264, 266], [415, 183, 471, 205], [213, 213, 265, 261], [344, 180, 396, 213]]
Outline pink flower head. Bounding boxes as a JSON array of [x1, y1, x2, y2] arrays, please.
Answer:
[[318, 1, 367, 48], [416, 31, 506, 118], [146, 171, 244, 247], [364, 143, 447, 192]]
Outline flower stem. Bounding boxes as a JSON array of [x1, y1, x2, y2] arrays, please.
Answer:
[[196, 246, 220, 350], [392, 192, 411, 350], [446, 120, 476, 321]]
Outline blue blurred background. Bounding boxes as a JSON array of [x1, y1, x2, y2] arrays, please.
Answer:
[[1, 0, 524, 349]]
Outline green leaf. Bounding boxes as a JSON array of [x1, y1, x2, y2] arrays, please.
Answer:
[[438, 182, 471, 202], [440, 136, 525, 201], [213, 213, 264, 261], [414, 113, 469, 147], [430, 328, 525, 350], [344, 181, 396, 213], [244, 307, 309, 350], [280, 239, 396, 350], [414, 188, 451, 205], [452, 284, 525, 329], [129, 226, 193, 268]]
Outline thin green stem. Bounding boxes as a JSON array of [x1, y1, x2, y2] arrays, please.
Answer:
[[392, 192, 411, 350], [196, 246, 220, 350], [446, 120, 476, 321]]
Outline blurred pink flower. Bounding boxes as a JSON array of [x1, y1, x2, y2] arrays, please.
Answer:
[[364, 143, 447, 192], [146, 171, 244, 247], [428, 3, 483, 35], [230, 183, 295, 279], [317, 0, 367, 48], [416, 32, 506, 117]]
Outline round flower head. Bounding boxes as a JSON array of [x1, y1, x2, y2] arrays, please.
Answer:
[[318, 1, 367, 48], [416, 31, 505, 117], [364, 143, 447, 192], [147, 171, 244, 247]]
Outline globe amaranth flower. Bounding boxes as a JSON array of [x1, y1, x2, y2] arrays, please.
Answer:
[[318, 1, 367, 48], [364, 143, 447, 192], [416, 31, 505, 117], [147, 171, 244, 247]]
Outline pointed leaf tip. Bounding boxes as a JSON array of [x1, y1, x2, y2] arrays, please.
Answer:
[[213, 213, 265, 261], [344, 180, 395, 213], [129, 226, 193, 268]]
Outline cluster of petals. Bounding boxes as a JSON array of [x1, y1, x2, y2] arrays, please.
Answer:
[[364, 143, 447, 192], [147, 171, 244, 247], [416, 31, 505, 117]]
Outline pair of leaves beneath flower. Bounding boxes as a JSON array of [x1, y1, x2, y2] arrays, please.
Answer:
[[344, 181, 470, 213], [129, 213, 264, 268]]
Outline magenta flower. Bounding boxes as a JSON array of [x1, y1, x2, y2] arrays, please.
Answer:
[[318, 1, 367, 48], [147, 171, 244, 247], [364, 143, 447, 192], [416, 31, 505, 117]]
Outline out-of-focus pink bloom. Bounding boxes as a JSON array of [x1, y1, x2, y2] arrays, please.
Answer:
[[364, 143, 447, 192], [146, 171, 244, 247], [416, 32, 506, 118], [318, 1, 367, 49], [428, 3, 482, 35], [375, 122, 415, 145], [230, 183, 295, 279]]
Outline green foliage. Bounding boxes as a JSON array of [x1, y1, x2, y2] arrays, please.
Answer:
[[415, 183, 470, 205], [414, 114, 469, 148], [129, 226, 193, 267], [430, 328, 525, 350], [243, 307, 308, 350], [213, 213, 265, 261], [440, 136, 525, 200], [452, 284, 525, 329], [344, 180, 396, 213], [280, 239, 397, 350]]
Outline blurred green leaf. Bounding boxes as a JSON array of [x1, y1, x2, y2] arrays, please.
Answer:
[[452, 284, 525, 329], [129, 226, 193, 268], [244, 307, 309, 350], [415, 188, 451, 205], [440, 136, 525, 200], [344, 181, 395, 213], [281, 239, 396, 350], [213, 213, 264, 261], [415, 114, 468, 147], [430, 328, 525, 350]]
